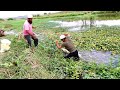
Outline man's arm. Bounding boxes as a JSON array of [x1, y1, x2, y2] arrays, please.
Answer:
[[24, 24, 37, 39], [56, 40, 62, 49], [64, 34, 70, 37], [26, 30, 37, 39], [26, 30, 33, 36]]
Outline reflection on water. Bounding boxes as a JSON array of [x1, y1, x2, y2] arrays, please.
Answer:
[[78, 50, 120, 67], [49, 20, 120, 31]]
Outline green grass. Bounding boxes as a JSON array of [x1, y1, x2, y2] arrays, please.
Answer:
[[0, 12, 120, 79], [33, 11, 120, 21]]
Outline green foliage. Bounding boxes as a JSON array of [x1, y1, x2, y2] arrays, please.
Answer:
[[0, 12, 120, 79], [7, 18, 14, 20], [74, 26, 120, 55]]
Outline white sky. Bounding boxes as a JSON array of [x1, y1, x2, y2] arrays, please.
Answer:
[[0, 11, 61, 18]]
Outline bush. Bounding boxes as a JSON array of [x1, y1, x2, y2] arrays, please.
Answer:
[[7, 18, 14, 20]]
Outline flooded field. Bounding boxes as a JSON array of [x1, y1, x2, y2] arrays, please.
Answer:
[[49, 20, 120, 31]]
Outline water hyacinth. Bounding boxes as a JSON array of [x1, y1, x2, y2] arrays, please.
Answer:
[[0, 11, 120, 79]]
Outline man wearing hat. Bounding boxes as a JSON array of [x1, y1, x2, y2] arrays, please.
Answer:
[[56, 34, 79, 61], [23, 14, 38, 48]]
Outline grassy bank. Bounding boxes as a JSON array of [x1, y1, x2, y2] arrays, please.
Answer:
[[0, 12, 120, 79], [33, 11, 120, 21]]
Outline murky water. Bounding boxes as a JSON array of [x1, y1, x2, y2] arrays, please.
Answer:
[[4, 30, 18, 36], [49, 20, 120, 31], [78, 50, 120, 67], [4, 30, 45, 42]]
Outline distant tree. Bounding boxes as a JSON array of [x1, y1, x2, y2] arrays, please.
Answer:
[[99, 11, 120, 13], [7, 18, 14, 20], [37, 14, 40, 17], [0, 18, 4, 21], [33, 15, 36, 17], [44, 13, 47, 15]]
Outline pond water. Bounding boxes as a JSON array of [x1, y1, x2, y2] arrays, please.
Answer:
[[4, 30, 45, 42], [49, 20, 120, 31], [4, 30, 18, 35], [78, 50, 120, 67]]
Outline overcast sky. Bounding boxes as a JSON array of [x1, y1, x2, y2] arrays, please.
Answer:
[[0, 11, 61, 18]]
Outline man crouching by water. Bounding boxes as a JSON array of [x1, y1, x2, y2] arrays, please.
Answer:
[[56, 34, 79, 61]]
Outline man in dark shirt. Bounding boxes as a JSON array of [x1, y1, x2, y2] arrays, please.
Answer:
[[56, 34, 79, 61]]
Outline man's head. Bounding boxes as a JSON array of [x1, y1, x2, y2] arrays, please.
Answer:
[[60, 35, 66, 42], [27, 14, 33, 24]]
